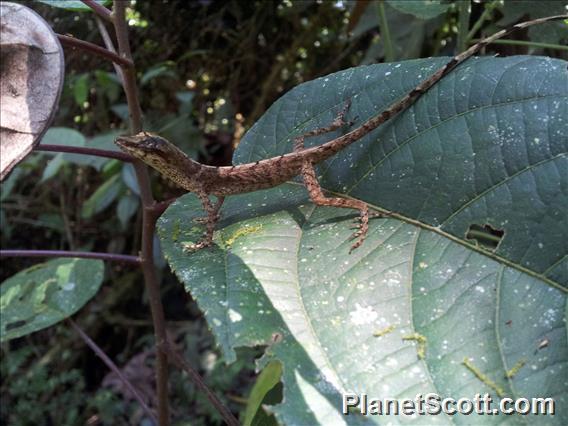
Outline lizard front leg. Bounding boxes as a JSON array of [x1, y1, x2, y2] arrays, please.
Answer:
[[183, 193, 225, 251]]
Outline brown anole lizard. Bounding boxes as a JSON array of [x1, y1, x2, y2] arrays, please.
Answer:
[[115, 15, 567, 252]]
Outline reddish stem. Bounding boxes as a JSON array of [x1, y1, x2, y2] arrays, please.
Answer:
[[80, 0, 113, 22], [37, 144, 133, 162], [0, 250, 140, 264], [57, 34, 132, 68], [112, 3, 170, 424], [68, 319, 158, 423]]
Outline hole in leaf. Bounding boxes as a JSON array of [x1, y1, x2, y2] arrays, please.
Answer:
[[6, 320, 27, 331], [466, 223, 504, 250]]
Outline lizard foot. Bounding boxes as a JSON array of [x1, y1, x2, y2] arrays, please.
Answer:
[[193, 215, 220, 224], [182, 238, 212, 252]]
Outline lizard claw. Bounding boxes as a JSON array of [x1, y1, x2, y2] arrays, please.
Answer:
[[193, 215, 220, 224], [182, 238, 213, 252]]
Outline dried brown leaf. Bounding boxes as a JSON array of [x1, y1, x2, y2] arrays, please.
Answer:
[[0, 2, 64, 180]]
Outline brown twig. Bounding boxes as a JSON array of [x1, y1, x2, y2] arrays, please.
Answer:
[[167, 346, 240, 426], [36, 144, 133, 162], [112, 3, 170, 424], [0, 250, 140, 264], [68, 319, 158, 424], [80, 0, 113, 22], [95, 16, 124, 84], [57, 34, 133, 68]]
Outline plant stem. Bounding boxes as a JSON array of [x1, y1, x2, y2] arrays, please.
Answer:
[[470, 38, 568, 51], [80, 0, 112, 22], [112, 3, 170, 424], [167, 347, 240, 426], [95, 16, 124, 84], [456, 0, 471, 53], [466, 1, 496, 41], [0, 249, 140, 264], [57, 34, 133, 68], [36, 145, 133, 162], [376, 0, 394, 62], [68, 319, 158, 424]]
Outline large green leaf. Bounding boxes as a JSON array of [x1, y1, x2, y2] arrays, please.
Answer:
[[158, 56, 567, 424], [1, 258, 104, 341], [36, 0, 111, 12]]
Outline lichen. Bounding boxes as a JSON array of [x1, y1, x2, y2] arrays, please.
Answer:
[[224, 224, 263, 248], [373, 324, 396, 338], [462, 357, 505, 397], [402, 332, 427, 359]]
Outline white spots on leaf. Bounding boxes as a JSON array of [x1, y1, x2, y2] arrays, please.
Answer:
[[62, 282, 75, 291], [228, 309, 242, 322], [349, 303, 378, 325]]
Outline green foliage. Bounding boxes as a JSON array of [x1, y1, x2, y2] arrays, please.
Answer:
[[2, 1, 567, 424], [36, 0, 111, 12], [386, 0, 449, 20], [1, 258, 104, 341], [244, 361, 282, 426], [159, 56, 567, 424]]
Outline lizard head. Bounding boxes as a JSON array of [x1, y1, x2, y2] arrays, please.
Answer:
[[115, 132, 181, 170]]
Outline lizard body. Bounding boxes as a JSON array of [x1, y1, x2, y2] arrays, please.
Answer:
[[115, 15, 567, 250]]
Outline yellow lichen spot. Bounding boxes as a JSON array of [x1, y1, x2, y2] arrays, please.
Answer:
[[462, 357, 505, 398], [505, 359, 526, 379], [373, 324, 396, 338], [172, 219, 181, 242], [402, 333, 427, 360], [224, 224, 263, 248], [23, 263, 48, 274]]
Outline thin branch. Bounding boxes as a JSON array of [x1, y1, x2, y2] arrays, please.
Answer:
[[376, 0, 394, 62], [150, 197, 178, 216], [113, 6, 143, 132], [68, 319, 158, 424], [166, 346, 240, 426], [456, 0, 471, 53], [470, 38, 568, 51], [112, 3, 170, 425], [466, 1, 497, 41], [57, 34, 133, 68], [80, 0, 113, 22], [95, 16, 124, 84], [0, 250, 140, 264], [36, 145, 133, 162]]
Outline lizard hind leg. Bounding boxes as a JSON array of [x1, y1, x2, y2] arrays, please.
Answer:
[[300, 160, 369, 253]]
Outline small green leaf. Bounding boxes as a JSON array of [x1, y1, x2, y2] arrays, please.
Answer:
[[73, 73, 89, 106], [36, 0, 111, 11], [110, 104, 129, 122], [117, 193, 139, 228], [121, 164, 140, 196], [140, 63, 177, 86], [386, 0, 449, 20], [41, 153, 65, 182], [244, 361, 282, 426], [81, 174, 123, 219], [39, 127, 106, 175], [0, 258, 104, 341]]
